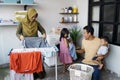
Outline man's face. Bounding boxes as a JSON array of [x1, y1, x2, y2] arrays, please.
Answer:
[[83, 29, 90, 40]]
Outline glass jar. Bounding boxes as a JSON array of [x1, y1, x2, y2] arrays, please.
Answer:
[[73, 5, 78, 13]]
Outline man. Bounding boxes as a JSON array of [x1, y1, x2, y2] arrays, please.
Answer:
[[76, 25, 101, 80]]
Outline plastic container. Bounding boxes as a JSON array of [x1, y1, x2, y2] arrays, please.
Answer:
[[20, 0, 33, 4], [73, 15, 77, 22], [69, 63, 94, 80], [4, 0, 17, 3]]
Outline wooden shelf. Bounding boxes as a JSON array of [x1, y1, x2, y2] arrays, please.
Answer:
[[0, 3, 37, 10], [59, 21, 79, 23], [0, 23, 18, 26], [0, 3, 37, 5], [59, 13, 79, 15]]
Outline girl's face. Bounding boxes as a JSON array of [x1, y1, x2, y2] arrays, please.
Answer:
[[64, 34, 68, 38]]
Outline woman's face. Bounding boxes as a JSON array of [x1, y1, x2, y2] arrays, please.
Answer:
[[30, 14, 37, 22]]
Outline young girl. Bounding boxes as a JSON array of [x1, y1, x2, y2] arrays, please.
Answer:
[[59, 28, 77, 73]]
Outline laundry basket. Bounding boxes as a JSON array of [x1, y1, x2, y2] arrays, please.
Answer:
[[69, 63, 94, 80]]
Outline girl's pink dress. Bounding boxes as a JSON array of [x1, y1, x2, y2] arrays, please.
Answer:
[[59, 38, 72, 64]]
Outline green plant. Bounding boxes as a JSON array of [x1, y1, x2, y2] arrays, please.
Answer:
[[69, 26, 82, 46]]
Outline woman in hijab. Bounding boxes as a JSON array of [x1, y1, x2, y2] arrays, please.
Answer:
[[16, 8, 46, 40], [16, 8, 46, 79]]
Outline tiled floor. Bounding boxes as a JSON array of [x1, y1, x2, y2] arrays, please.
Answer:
[[0, 64, 120, 80], [0, 56, 120, 80]]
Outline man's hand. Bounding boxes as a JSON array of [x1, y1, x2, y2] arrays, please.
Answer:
[[76, 49, 85, 54]]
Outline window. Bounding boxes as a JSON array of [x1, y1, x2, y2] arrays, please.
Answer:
[[116, 25, 120, 44], [103, 4, 115, 22], [93, 0, 100, 2], [104, 0, 115, 2], [92, 6, 100, 21], [89, 0, 120, 46]]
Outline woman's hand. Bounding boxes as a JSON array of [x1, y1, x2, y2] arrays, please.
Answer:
[[20, 35, 24, 41]]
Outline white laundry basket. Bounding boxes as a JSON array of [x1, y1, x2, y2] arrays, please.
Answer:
[[69, 63, 94, 80]]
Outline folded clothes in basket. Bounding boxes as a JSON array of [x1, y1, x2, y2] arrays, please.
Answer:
[[69, 63, 94, 80]]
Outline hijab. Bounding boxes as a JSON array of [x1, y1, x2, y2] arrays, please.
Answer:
[[22, 8, 38, 36]]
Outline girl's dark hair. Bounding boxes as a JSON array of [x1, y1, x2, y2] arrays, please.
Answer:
[[83, 25, 94, 35], [60, 28, 69, 41]]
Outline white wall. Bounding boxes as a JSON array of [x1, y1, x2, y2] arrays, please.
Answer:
[[76, 0, 88, 46], [77, 0, 88, 28], [0, 26, 20, 64], [0, 0, 77, 65], [105, 45, 120, 77], [0, 6, 24, 65], [34, 0, 77, 33]]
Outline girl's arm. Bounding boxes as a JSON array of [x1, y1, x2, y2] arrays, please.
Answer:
[[63, 38, 69, 48]]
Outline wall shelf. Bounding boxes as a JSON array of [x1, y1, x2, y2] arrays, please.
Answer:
[[59, 13, 79, 15], [59, 21, 79, 23], [59, 11, 79, 24], [0, 23, 18, 26], [0, 2, 37, 26], [0, 3, 37, 10], [0, 3, 37, 5]]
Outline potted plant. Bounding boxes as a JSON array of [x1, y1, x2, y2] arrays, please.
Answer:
[[69, 25, 82, 47]]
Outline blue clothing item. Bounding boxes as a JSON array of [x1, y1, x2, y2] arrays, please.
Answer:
[[69, 43, 77, 60], [23, 37, 48, 48], [91, 65, 100, 80]]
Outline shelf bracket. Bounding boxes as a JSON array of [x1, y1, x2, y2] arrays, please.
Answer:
[[24, 5, 27, 10]]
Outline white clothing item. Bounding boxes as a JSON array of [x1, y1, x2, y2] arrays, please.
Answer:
[[11, 47, 58, 57], [10, 70, 33, 80], [97, 46, 108, 55]]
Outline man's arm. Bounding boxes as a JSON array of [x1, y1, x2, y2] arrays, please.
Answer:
[[76, 49, 85, 54]]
